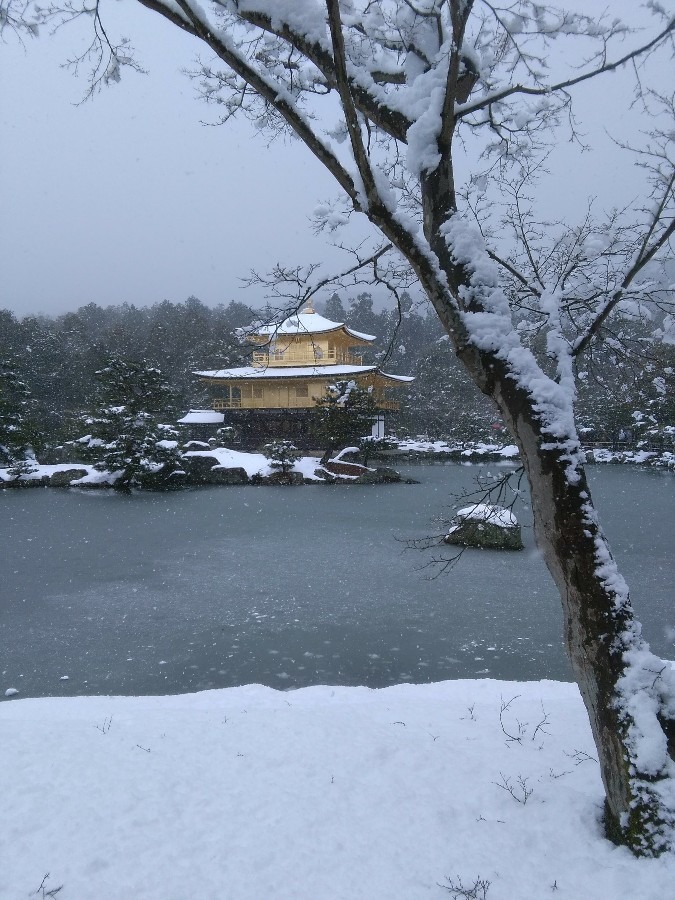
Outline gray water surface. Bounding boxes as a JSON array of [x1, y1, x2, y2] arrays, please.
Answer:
[[1, 464, 673, 697]]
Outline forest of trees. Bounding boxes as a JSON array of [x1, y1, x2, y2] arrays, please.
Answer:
[[2, 291, 672, 461]]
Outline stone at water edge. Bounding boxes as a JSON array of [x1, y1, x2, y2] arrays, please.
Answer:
[[49, 468, 88, 487], [251, 470, 304, 485], [182, 454, 249, 484]]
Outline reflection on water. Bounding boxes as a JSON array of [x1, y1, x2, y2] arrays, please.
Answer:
[[1, 463, 673, 697]]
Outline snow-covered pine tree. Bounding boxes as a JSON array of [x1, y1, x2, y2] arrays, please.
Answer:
[[262, 440, 299, 475], [0, 359, 40, 477], [81, 357, 184, 492], [312, 380, 379, 464], [323, 292, 347, 322]]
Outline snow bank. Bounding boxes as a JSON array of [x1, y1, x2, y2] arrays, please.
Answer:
[[185, 446, 272, 479], [390, 439, 520, 459], [0, 463, 114, 486], [588, 448, 674, 468], [2, 680, 673, 899], [185, 448, 327, 482], [388, 439, 674, 468], [0, 451, 328, 486]]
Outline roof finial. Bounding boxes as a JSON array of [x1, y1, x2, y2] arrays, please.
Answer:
[[303, 300, 315, 314]]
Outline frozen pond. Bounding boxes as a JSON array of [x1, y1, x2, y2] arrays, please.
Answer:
[[1, 463, 673, 698]]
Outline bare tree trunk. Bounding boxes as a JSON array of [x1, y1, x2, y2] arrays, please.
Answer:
[[489, 363, 675, 852], [369, 197, 675, 852], [408, 109, 675, 851]]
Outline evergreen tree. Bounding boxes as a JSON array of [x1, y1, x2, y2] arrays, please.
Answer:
[[574, 329, 675, 448], [262, 440, 298, 475], [312, 380, 378, 464], [80, 357, 184, 492], [358, 435, 393, 467], [0, 358, 41, 476], [347, 293, 380, 356], [323, 292, 347, 322]]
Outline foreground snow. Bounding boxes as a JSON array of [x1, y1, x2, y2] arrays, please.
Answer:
[[2, 680, 673, 899]]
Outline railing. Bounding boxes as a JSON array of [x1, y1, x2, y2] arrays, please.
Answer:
[[252, 349, 363, 367], [213, 397, 313, 410], [213, 396, 399, 411]]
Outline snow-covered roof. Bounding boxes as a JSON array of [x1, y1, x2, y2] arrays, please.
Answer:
[[253, 310, 375, 343], [177, 409, 225, 425], [194, 365, 414, 384]]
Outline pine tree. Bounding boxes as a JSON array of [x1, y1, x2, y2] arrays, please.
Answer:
[[323, 292, 347, 322], [312, 380, 378, 464], [80, 357, 184, 492], [262, 440, 298, 476], [0, 359, 41, 476], [358, 435, 393, 467]]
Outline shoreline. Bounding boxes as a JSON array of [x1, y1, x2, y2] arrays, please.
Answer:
[[1, 441, 673, 490]]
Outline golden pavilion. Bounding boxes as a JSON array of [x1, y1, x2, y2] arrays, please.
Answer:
[[194, 304, 413, 448]]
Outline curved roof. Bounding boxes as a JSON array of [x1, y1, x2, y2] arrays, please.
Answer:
[[253, 310, 375, 343], [194, 364, 414, 384]]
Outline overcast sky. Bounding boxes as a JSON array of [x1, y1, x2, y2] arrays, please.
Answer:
[[0, 1, 665, 318]]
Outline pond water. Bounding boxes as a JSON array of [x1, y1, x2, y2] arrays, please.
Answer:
[[1, 463, 673, 698]]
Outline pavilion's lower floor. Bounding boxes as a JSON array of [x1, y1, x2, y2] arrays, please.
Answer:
[[217, 408, 388, 451]]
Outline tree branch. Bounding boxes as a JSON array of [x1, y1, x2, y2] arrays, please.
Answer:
[[572, 211, 675, 357], [222, 3, 412, 141], [326, 0, 377, 206], [141, 0, 363, 210], [487, 249, 541, 300], [455, 19, 675, 120]]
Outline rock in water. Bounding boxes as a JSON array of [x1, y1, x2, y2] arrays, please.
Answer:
[[444, 504, 523, 550]]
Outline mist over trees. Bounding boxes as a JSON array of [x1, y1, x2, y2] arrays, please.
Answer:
[[2, 293, 671, 456], [0, 298, 252, 448]]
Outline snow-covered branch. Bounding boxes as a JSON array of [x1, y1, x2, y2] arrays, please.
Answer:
[[457, 14, 674, 120]]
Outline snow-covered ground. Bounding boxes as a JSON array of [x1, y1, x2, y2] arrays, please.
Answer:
[[2, 441, 674, 488], [0, 462, 111, 485], [0, 451, 327, 486], [2, 679, 673, 899], [391, 438, 675, 467], [392, 439, 521, 459], [588, 447, 675, 467], [185, 446, 327, 481]]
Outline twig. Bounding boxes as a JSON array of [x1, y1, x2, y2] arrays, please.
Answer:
[[493, 772, 533, 804], [441, 874, 491, 899]]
